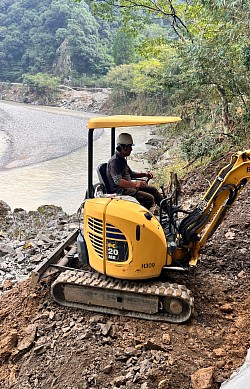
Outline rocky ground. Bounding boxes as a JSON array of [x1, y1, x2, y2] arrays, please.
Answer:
[[0, 84, 112, 113], [0, 160, 250, 389]]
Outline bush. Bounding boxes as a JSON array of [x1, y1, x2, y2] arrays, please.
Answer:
[[180, 128, 222, 161]]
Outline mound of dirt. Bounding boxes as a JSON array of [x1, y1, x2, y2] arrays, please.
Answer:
[[0, 177, 250, 389]]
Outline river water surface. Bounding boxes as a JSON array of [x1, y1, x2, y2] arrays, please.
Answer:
[[0, 101, 152, 214]]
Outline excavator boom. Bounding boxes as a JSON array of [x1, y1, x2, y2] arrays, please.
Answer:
[[178, 150, 250, 266]]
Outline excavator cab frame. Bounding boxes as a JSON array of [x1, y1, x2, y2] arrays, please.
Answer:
[[85, 115, 182, 198]]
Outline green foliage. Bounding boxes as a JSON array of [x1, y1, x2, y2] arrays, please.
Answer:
[[86, 0, 250, 150], [132, 59, 164, 94], [85, 0, 190, 40], [104, 64, 135, 93], [0, 0, 116, 82], [242, 45, 250, 71], [113, 30, 135, 66], [180, 128, 225, 161], [22, 72, 60, 95]]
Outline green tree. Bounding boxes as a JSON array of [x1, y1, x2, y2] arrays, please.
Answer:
[[113, 30, 134, 65], [22, 72, 60, 95], [84, 0, 250, 134]]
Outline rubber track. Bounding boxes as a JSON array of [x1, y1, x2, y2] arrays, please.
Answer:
[[51, 269, 194, 323]]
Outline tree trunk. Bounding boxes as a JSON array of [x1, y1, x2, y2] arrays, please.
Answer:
[[215, 84, 235, 132]]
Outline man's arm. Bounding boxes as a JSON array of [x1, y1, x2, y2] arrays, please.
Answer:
[[119, 171, 154, 188], [118, 178, 148, 189], [134, 171, 154, 179]]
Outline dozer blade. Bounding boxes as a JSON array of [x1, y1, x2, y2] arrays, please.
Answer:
[[51, 269, 194, 323]]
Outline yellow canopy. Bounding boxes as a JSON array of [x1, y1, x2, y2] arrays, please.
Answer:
[[87, 115, 181, 129]]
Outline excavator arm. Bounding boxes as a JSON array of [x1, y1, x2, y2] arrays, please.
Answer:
[[177, 150, 250, 266]]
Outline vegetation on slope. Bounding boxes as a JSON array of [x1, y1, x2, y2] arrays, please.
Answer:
[[89, 0, 250, 176]]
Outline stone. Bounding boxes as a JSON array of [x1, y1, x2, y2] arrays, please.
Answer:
[[158, 379, 168, 388], [0, 244, 15, 257], [102, 364, 113, 374], [0, 200, 11, 221], [98, 321, 113, 336], [213, 348, 226, 357], [17, 324, 37, 352], [162, 333, 171, 344], [113, 376, 126, 386], [2, 279, 13, 290], [0, 330, 18, 361], [191, 366, 214, 389], [143, 339, 166, 351], [33, 344, 46, 355], [225, 230, 235, 240], [220, 304, 234, 313], [11, 324, 37, 361]]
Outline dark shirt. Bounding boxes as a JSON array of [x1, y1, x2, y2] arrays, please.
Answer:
[[107, 151, 136, 193]]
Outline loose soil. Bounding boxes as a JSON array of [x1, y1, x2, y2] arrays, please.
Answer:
[[0, 162, 250, 389]]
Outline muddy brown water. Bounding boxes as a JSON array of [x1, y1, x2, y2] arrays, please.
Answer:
[[0, 101, 153, 214]]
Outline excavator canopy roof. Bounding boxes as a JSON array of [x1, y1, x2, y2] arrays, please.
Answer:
[[87, 115, 181, 129]]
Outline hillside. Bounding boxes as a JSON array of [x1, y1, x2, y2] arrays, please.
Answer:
[[0, 0, 116, 82], [0, 168, 250, 389]]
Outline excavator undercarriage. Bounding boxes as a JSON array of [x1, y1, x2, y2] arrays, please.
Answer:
[[52, 269, 194, 323]]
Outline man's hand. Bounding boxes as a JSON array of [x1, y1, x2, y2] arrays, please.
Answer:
[[135, 180, 148, 188], [146, 172, 154, 179]]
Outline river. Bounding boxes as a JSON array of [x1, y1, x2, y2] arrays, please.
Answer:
[[0, 101, 153, 214]]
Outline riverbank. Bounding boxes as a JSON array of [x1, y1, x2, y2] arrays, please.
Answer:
[[0, 100, 161, 214], [0, 83, 112, 169], [0, 83, 112, 113], [0, 101, 105, 170]]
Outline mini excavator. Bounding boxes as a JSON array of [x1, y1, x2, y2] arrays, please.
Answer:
[[32, 115, 250, 324]]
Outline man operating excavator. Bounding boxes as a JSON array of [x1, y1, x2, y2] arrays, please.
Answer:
[[106, 133, 163, 210]]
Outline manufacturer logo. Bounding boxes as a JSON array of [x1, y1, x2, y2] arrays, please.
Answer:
[[107, 242, 116, 248]]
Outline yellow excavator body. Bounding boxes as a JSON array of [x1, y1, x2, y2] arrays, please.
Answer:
[[84, 197, 167, 279]]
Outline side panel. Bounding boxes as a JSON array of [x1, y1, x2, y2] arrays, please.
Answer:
[[85, 197, 167, 279], [84, 197, 111, 274]]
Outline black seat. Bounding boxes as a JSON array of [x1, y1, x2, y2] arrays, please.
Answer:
[[96, 163, 137, 197], [97, 163, 111, 194]]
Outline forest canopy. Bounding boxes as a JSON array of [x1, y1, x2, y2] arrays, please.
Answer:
[[85, 0, 250, 149], [0, 0, 117, 82]]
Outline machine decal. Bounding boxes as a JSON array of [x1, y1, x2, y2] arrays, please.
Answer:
[[107, 246, 119, 260], [106, 239, 129, 262], [106, 223, 129, 262], [142, 263, 156, 269]]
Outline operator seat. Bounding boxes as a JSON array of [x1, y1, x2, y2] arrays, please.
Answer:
[[97, 163, 111, 194], [97, 162, 139, 197]]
